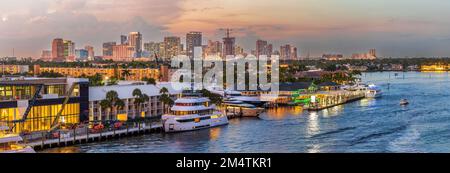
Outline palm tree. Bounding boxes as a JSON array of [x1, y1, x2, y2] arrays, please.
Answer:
[[132, 88, 151, 119], [121, 69, 132, 80], [159, 87, 172, 114], [143, 77, 156, 85], [100, 90, 124, 121], [133, 88, 143, 118]]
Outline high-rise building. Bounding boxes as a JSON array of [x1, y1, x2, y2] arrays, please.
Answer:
[[186, 31, 202, 58], [85, 45, 94, 60], [267, 44, 273, 56], [280, 45, 291, 60], [128, 32, 142, 58], [256, 40, 268, 57], [203, 40, 222, 57], [63, 40, 75, 59], [121, 35, 128, 45], [164, 36, 181, 60], [222, 29, 235, 58], [256, 40, 274, 57], [235, 45, 244, 56], [280, 44, 298, 60], [52, 38, 65, 61], [112, 44, 134, 61], [369, 49, 377, 57], [144, 42, 162, 59], [102, 42, 116, 56], [75, 49, 89, 60]]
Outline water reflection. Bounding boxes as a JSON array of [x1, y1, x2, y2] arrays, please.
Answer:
[[306, 111, 321, 153]]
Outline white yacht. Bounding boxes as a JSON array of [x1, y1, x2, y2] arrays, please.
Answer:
[[162, 97, 228, 132], [365, 84, 382, 98], [0, 125, 35, 153]]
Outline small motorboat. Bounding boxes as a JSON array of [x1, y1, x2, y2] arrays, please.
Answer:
[[400, 99, 409, 106]]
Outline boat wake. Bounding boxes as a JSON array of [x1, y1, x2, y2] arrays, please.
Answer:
[[387, 125, 421, 153], [348, 125, 408, 146], [309, 127, 357, 139]]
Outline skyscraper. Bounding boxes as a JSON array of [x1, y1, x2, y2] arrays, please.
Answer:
[[128, 32, 142, 58], [144, 42, 162, 59], [222, 29, 235, 58], [63, 40, 75, 58], [75, 49, 88, 60], [85, 45, 94, 60], [164, 36, 181, 60], [256, 40, 268, 57], [121, 35, 128, 45], [203, 40, 222, 57], [280, 44, 291, 60], [103, 42, 116, 56], [369, 49, 377, 58], [52, 38, 65, 61], [186, 31, 202, 58]]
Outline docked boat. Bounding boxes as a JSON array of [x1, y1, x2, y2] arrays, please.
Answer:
[[162, 97, 228, 133], [365, 84, 382, 98], [0, 125, 35, 153], [400, 99, 409, 106], [223, 101, 264, 117]]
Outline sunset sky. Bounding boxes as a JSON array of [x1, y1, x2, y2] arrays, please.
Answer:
[[1, 0, 450, 58]]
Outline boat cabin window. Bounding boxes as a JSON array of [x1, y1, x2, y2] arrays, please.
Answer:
[[171, 109, 214, 116], [175, 102, 209, 107]]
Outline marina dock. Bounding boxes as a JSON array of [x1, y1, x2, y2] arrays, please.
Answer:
[[304, 90, 366, 111], [25, 122, 163, 151]]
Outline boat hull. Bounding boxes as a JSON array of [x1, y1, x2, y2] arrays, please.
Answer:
[[162, 113, 229, 133]]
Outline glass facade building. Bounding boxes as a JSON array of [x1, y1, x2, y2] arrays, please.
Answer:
[[0, 78, 89, 133]]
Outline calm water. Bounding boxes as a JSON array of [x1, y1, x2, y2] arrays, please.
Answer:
[[43, 72, 450, 153]]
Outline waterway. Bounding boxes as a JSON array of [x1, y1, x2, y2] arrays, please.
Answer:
[[43, 72, 450, 153]]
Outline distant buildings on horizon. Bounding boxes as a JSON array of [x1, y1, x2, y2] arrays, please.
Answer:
[[36, 29, 303, 62]]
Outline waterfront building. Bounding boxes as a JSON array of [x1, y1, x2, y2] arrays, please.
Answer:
[[420, 64, 450, 71], [0, 77, 89, 133], [51, 38, 65, 61], [89, 83, 183, 121], [222, 29, 235, 58], [102, 42, 116, 57], [33, 66, 160, 81], [186, 32, 202, 58], [164, 36, 182, 61]]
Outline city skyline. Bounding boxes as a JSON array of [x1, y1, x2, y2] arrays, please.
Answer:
[[2, 0, 450, 58]]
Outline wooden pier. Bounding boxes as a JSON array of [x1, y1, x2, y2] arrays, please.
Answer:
[[25, 122, 163, 151]]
